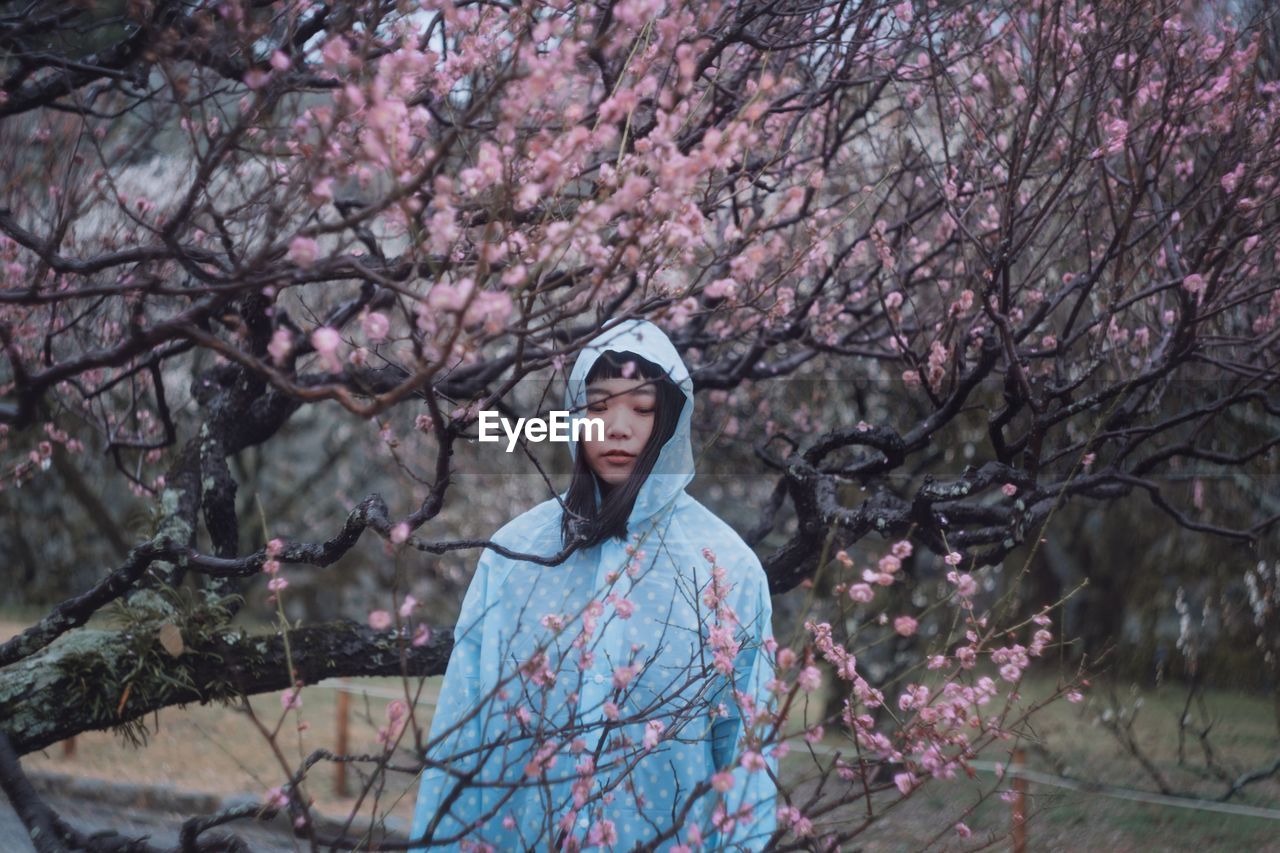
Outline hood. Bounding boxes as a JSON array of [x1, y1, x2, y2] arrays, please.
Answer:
[[564, 319, 695, 527]]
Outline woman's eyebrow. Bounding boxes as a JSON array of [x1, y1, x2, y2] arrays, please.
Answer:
[[586, 384, 657, 400]]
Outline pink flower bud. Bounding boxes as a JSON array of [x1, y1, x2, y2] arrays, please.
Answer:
[[289, 236, 319, 268]]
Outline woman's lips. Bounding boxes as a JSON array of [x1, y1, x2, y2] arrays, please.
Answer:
[[601, 451, 635, 462]]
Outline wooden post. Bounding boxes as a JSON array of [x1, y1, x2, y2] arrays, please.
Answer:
[[1011, 747, 1027, 853], [335, 685, 350, 798]]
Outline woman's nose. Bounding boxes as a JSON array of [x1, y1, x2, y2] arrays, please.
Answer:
[[607, 415, 631, 439]]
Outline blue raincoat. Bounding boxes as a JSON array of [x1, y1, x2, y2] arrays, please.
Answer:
[[409, 320, 778, 851]]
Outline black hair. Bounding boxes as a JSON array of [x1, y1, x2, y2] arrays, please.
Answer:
[[560, 350, 686, 550]]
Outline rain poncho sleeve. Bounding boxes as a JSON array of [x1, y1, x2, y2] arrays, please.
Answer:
[[408, 549, 495, 850], [707, 553, 779, 851]]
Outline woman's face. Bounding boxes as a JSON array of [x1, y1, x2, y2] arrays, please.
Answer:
[[582, 376, 657, 487]]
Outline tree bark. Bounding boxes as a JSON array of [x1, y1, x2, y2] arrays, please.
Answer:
[[0, 621, 452, 757]]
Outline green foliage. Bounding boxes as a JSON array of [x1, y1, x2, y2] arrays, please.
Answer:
[[55, 583, 247, 748]]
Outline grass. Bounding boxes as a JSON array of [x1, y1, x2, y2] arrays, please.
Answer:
[[782, 671, 1280, 851]]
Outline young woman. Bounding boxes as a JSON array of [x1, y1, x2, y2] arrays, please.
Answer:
[[409, 319, 778, 851]]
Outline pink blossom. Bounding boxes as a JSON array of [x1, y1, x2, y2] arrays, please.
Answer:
[[705, 277, 738, 300], [280, 688, 302, 711], [1221, 164, 1244, 194], [1067, 690, 1084, 703], [362, 311, 390, 343], [893, 615, 918, 637], [310, 327, 342, 371], [848, 583, 875, 603], [878, 554, 902, 574], [412, 624, 432, 646], [891, 540, 913, 558], [943, 551, 962, 566], [1002, 482, 1018, 496], [268, 577, 288, 592], [898, 683, 930, 711], [893, 771, 918, 795], [243, 68, 272, 90], [607, 593, 635, 619], [288, 236, 319, 268], [586, 818, 617, 848], [266, 786, 289, 808], [523, 738, 560, 777], [946, 571, 978, 598], [368, 609, 393, 630], [1182, 273, 1206, 297], [399, 594, 418, 619], [711, 770, 734, 792], [1090, 116, 1129, 159], [267, 329, 293, 365], [740, 750, 767, 771], [711, 648, 732, 676], [955, 821, 972, 838], [603, 701, 620, 720], [390, 522, 410, 544], [612, 664, 637, 689], [797, 665, 822, 692], [309, 176, 334, 204], [643, 719, 665, 750]]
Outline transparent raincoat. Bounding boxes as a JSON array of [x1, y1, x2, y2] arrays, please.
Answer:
[[409, 320, 778, 851]]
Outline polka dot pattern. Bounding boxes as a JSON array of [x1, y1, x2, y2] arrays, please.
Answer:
[[409, 321, 779, 851]]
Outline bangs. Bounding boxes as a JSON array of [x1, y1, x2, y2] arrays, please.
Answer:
[[585, 350, 668, 385]]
